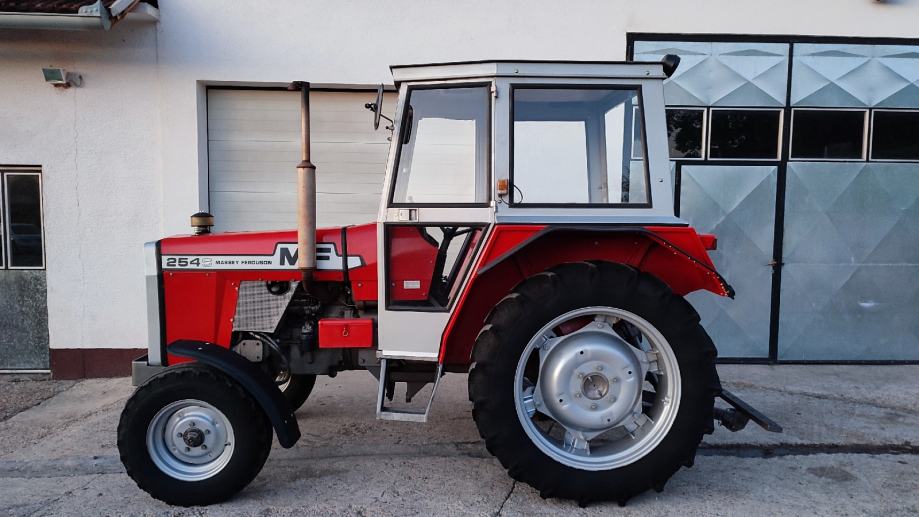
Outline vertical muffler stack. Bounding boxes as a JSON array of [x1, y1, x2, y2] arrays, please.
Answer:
[[288, 81, 317, 286]]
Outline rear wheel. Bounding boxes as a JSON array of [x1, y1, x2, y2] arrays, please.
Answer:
[[118, 364, 273, 506], [468, 262, 720, 505]]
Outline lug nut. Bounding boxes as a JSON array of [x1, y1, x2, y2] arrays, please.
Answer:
[[597, 365, 604, 371], [590, 403, 598, 410], [201, 444, 207, 450], [612, 377, 619, 383], [204, 429, 211, 435], [177, 432, 183, 438], [189, 421, 196, 427], [575, 393, 582, 398], [185, 446, 191, 452], [610, 396, 617, 402]]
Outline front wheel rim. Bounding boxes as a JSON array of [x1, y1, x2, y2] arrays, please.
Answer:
[[145, 399, 236, 481], [513, 306, 682, 471]]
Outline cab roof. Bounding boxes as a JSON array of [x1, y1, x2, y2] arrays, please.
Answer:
[[389, 59, 671, 85]]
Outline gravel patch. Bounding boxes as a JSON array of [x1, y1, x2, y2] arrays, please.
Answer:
[[0, 376, 75, 422]]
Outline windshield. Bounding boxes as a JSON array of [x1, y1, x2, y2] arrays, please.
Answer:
[[391, 86, 490, 205], [511, 86, 648, 205]]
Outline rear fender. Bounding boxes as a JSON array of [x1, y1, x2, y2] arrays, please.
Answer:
[[168, 340, 300, 448], [439, 225, 733, 367]]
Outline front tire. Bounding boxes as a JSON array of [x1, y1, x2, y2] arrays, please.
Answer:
[[468, 262, 720, 505], [118, 365, 273, 506]]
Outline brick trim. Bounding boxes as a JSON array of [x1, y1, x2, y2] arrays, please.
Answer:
[[50, 348, 145, 379]]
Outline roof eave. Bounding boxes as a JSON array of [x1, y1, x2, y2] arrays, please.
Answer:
[[0, 0, 158, 31]]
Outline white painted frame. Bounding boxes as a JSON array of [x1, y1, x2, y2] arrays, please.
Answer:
[[789, 107, 869, 162], [667, 107, 708, 161], [376, 77, 497, 361], [495, 76, 679, 225], [707, 107, 784, 162], [2, 171, 46, 270], [868, 109, 919, 163], [632, 106, 708, 161]]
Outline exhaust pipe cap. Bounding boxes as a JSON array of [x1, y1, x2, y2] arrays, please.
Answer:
[[190, 211, 214, 235]]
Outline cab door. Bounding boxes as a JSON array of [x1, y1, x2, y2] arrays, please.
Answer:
[[376, 82, 494, 361]]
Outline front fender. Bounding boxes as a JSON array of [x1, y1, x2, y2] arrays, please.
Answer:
[[169, 340, 301, 448]]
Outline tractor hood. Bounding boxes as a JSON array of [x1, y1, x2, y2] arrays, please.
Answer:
[[157, 222, 379, 302]]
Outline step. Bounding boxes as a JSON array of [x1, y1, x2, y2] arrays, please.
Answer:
[[375, 358, 443, 423]]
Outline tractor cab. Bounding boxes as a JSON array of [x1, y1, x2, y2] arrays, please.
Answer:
[[376, 60, 681, 362]]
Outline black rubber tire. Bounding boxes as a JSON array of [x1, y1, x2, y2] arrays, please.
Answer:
[[281, 374, 317, 412], [117, 364, 273, 506], [468, 261, 721, 506]]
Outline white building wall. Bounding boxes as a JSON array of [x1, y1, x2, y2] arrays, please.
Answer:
[[0, 23, 160, 353], [2, 0, 919, 356]]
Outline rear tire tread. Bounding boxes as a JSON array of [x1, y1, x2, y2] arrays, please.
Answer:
[[468, 261, 720, 504]]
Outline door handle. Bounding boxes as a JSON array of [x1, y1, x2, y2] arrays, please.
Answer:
[[397, 209, 418, 222]]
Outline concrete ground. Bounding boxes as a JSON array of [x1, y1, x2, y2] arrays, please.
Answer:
[[1, 365, 917, 516]]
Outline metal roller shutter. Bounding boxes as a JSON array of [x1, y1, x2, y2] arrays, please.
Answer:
[[207, 89, 396, 231]]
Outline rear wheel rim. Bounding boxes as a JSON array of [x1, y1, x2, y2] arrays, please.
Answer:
[[513, 306, 681, 471], [145, 399, 236, 481]]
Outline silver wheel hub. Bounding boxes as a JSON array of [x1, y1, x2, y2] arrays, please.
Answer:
[[146, 400, 235, 481], [536, 325, 647, 433], [514, 307, 681, 471]]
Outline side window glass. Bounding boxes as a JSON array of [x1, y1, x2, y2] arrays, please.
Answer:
[[708, 109, 782, 160], [632, 107, 705, 160], [3, 172, 45, 269], [391, 87, 490, 205], [386, 225, 484, 309], [871, 111, 919, 161], [512, 87, 648, 205], [666, 108, 705, 159], [791, 109, 866, 160]]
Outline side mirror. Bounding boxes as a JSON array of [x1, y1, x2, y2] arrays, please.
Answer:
[[661, 54, 681, 78], [364, 83, 385, 130]]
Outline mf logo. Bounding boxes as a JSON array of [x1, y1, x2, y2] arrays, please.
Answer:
[[277, 243, 363, 270]]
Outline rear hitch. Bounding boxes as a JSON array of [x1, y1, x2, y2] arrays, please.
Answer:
[[715, 389, 783, 433]]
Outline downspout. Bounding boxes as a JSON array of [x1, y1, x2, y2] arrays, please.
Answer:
[[0, 0, 142, 30]]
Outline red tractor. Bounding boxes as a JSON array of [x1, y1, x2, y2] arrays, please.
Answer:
[[118, 56, 779, 507]]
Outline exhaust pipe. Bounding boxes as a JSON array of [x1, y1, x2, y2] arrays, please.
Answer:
[[288, 81, 317, 286]]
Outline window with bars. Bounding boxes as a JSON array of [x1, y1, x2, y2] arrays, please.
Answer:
[[1, 170, 45, 270]]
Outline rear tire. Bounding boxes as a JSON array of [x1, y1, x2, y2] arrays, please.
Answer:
[[117, 364, 273, 506], [468, 261, 720, 505]]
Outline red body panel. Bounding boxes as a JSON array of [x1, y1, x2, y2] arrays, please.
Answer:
[[318, 318, 374, 348], [386, 226, 438, 302], [156, 219, 728, 371], [438, 224, 731, 366], [159, 223, 378, 363]]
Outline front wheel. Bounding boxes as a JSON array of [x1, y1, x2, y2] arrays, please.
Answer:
[[117, 365, 273, 506], [468, 262, 720, 506]]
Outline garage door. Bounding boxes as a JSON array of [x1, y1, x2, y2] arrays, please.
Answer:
[[207, 89, 396, 231]]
